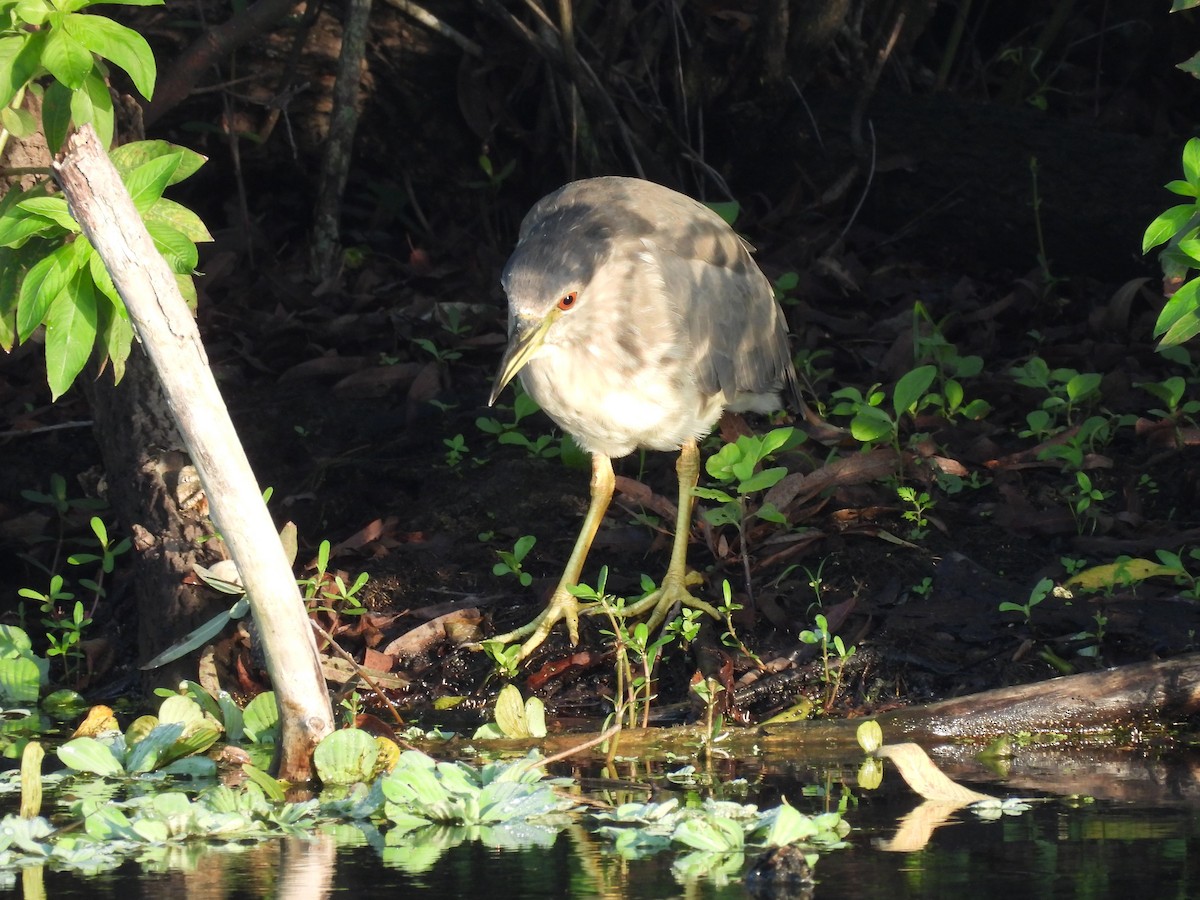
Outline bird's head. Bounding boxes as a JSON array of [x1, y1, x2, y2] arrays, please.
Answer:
[[488, 209, 618, 407]]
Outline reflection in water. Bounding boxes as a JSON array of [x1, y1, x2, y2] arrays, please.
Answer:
[[24, 797, 1200, 900]]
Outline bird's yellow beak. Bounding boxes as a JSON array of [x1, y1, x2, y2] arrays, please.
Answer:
[[488, 309, 560, 406]]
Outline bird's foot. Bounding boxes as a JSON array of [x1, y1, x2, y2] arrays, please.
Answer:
[[615, 569, 722, 633], [482, 585, 583, 662]]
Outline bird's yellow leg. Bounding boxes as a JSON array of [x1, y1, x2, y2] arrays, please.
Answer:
[[487, 453, 615, 660], [617, 438, 722, 630]]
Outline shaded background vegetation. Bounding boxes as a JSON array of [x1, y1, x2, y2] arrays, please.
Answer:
[[5, 0, 1200, 720]]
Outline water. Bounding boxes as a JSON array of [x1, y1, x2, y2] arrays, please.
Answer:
[[18, 771, 1200, 898]]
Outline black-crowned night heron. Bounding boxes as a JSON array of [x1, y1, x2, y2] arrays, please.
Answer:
[[488, 176, 799, 660]]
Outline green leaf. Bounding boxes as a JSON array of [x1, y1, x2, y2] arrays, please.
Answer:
[[44, 270, 98, 400], [850, 406, 895, 443], [1167, 179, 1199, 198], [704, 200, 740, 226], [492, 683, 528, 738], [0, 624, 34, 656], [1154, 278, 1200, 342], [0, 104, 37, 138], [314, 728, 379, 784], [17, 242, 82, 342], [1065, 372, 1100, 402], [126, 721, 185, 772], [243, 691, 279, 743], [1184, 137, 1200, 186], [68, 67, 116, 148], [0, 33, 46, 109], [893, 365, 937, 418], [110, 140, 206, 183], [1143, 204, 1198, 254], [16, 197, 79, 233], [15, 0, 50, 26], [123, 152, 182, 212], [0, 208, 59, 248], [759, 801, 816, 847], [0, 655, 41, 704], [146, 220, 198, 272], [146, 197, 213, 242], [57, 737, 124, 775], [41, 27, 94, 90], [738, 466, 787, 494], [62, 14, 157, 99], [242, 763, 287, 801], [158, 694, 204, 726], [139, 598, 246, 669], [672, 816, 744, 852], [43, 77, 72, 153], [95, 281, 133, 382]]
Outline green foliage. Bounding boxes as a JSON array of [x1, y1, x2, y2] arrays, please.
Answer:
[[473, 683, 547, 739], [476, 388, 561, 458], [1010, 357, 1102, 429], [910, 302, 992, 420], [999, 576, 1054, 624], [695, 427, 802, 586], [0, 0, 211, 397], [1, 140, 211, 397], [592, 795, 848, 867], [798, 614, 856, 711], [585, 569, 679, 729], [1061, 470, 1112, 534], [56, 694, 220, 776], [830, 365, 937, 448], [380, 748, 575, 828], [0, 624, 49, 705], [895, 484, 935, 540], [1144, 136, 1200, 346], [16, 508, 128, 682], [492, 534, 536, 586], [313, 727, 382, 785], [301, 539, 370, 616], [479, 639, 522, 678]]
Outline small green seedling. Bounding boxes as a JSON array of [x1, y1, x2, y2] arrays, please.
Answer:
[[999, 576, 1054, 624], [493, 535, 536, 586], [799, 614, 856, 710], [895, 484, 935, 540]]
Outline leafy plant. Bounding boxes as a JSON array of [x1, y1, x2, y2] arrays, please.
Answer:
[[56, 694, 221, 777], [1061, 471, 1111, 534], [829, 365, 937, 449], [473, 683, 547, 740], [0, 0, 213, 397], [910, 302, 992, 420], [1010, 357, 1101, 428], [443, 433, 471, 467], [799, 614, 856, 711], [301, 539, 370, 618], [586, 569, 682, 730], [895, 484, 935, 540], [998, 576, 1054, 624], [695, 426, 802, 590], [0, 625, 49, 705], [476, 389, 560, 459], [1144, 136, 1200, 346], [492, 534, 536, 587]]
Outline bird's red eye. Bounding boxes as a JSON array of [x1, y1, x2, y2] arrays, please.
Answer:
[[557, 291, 578, 311]]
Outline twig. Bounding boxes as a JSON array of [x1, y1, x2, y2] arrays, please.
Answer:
[[385, 0, 482, 56], [310, 618, 406, 727], [0, 420, 93, 438]]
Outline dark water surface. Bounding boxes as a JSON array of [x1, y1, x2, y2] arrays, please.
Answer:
[[20, 781, 1200, 899]]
